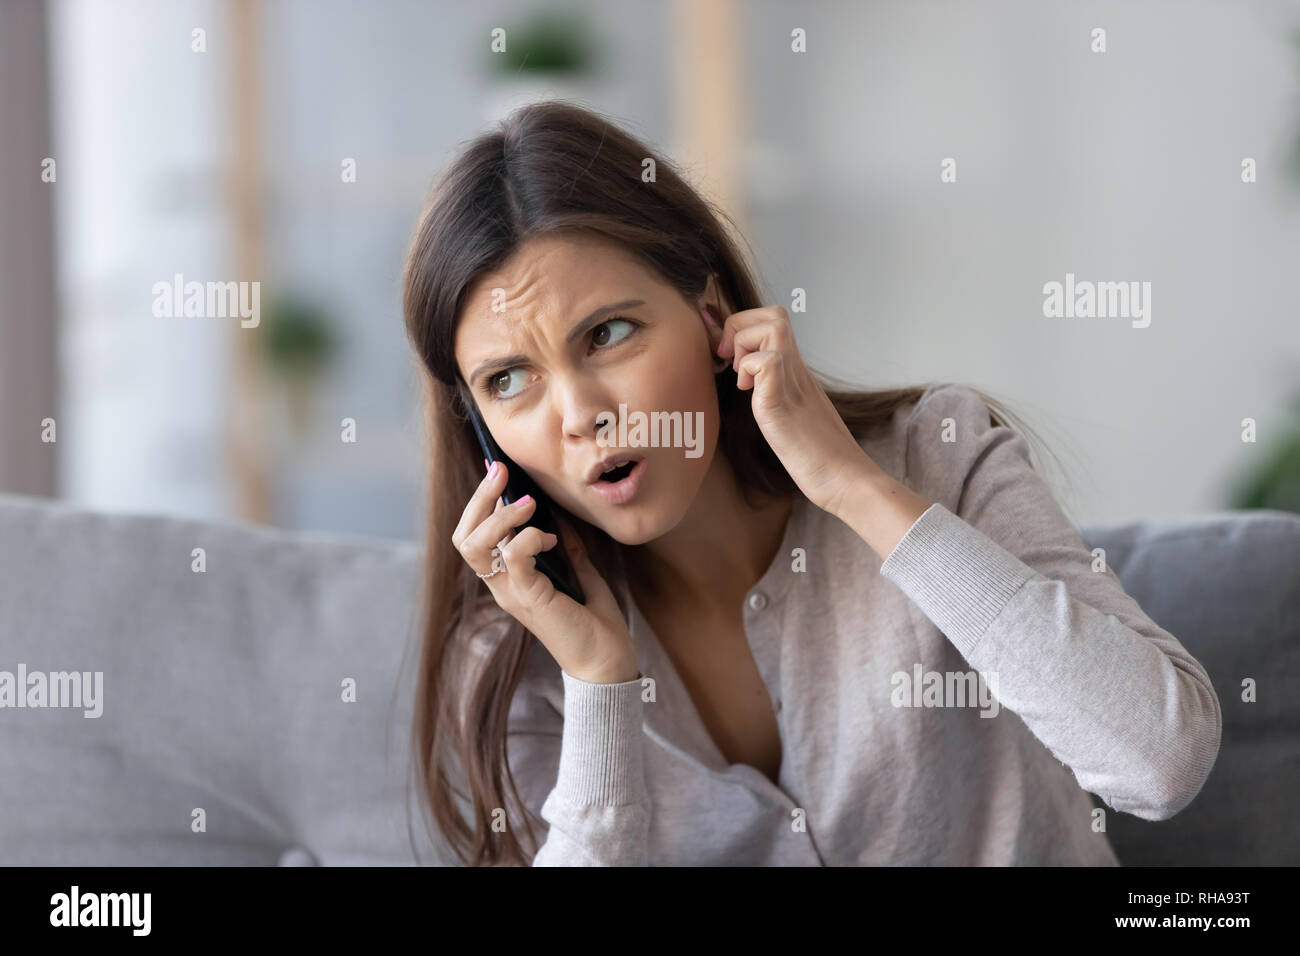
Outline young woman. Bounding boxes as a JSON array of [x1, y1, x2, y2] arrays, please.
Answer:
[[400, 101, 1221, 866]]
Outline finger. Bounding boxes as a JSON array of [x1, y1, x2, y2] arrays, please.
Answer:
[[452, 460, 510, 549], [729, 317, 794, 375], [736, 349, 782, 392], [501, 526, 561, 589], [491, 488, 513, 549], [462, 493, 539, 570], [485, 525, 561, 614], [716, 306, 784, 359]]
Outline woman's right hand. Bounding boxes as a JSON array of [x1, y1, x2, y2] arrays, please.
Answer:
[[452, 460, 640, 685]]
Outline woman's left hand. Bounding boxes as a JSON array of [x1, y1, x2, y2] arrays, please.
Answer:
[[713, 305, 876, 518]]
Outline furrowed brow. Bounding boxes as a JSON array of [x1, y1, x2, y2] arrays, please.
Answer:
[[467, 298, 646, 384]]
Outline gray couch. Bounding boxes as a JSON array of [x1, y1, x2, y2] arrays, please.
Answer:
[[1, 492, 1296, 866]]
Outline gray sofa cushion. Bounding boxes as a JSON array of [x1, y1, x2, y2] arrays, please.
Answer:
[[0, 492, 437, 866], [0, 491, 1295, 865], [1076, 509, 1300, 865]]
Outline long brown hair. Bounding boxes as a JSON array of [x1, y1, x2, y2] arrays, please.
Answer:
[[400, 99, 1060, 866]]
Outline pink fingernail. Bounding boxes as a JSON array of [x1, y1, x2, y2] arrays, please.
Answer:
[[517, 494, 533, 506], [488, 461, 499, 479]]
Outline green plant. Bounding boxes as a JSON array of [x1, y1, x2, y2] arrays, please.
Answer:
[[1227, 29, 1300, 512], [484, 8, 599, 76], [259, 294, 338, 379], [1228, 391, 1300, 514]]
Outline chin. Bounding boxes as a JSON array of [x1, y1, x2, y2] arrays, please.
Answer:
[[571, 508, 655, 547], [584, 496, 693, 548], [601, 522, 665, 547]]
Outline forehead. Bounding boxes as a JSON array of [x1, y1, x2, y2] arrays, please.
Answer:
[[461, 233, 649, 314], [454, 234, 661, 364]]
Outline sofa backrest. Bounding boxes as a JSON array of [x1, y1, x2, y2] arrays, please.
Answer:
[[1076, 508, 1300, 865], [0, 493, 440, 865], [1, 492, 1295, 865]]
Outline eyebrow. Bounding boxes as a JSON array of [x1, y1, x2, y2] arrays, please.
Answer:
[[467, 298, 647, 386]]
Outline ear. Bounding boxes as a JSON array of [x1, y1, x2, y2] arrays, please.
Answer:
[[696, 274, 732, 367], [697, 273, 734, 320]]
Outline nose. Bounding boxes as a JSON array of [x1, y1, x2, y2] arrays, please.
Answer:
[[553, 373, 617, 444]]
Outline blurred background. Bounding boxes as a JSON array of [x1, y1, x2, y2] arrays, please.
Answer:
[[2, 0, 1299, 542]]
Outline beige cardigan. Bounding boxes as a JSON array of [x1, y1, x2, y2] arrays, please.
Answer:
[[486, 383, 1221, 865]]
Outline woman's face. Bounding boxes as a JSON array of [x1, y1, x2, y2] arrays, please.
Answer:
[[453, 232, 723, 545]]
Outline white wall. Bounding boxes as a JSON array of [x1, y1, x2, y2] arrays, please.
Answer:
[[48, 0, 230, 521], [45, 0, 1300, 534], [743, 0, 1300, 524]]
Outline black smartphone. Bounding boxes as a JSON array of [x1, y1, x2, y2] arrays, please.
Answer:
[[461, 389, 587, 605]]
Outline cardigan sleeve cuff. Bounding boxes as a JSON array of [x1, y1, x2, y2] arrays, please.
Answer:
[[878, 502, 1035, 655], [551, 669, 648, 807]]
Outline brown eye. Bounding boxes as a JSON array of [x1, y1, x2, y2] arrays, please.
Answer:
[[592, 317, 636, 350], [489, 369, 527, 399]]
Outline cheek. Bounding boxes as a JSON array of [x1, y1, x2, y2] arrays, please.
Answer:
[[494, 425, 559, 484], [636, 354, 721, 470], [642, 342, 718, 412]]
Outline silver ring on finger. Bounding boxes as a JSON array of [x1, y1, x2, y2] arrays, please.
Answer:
[[476, 546, 507, 580]]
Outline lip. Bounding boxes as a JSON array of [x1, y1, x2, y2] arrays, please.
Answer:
[[584, 452, 647, 485], [587, 457, 648, 506]]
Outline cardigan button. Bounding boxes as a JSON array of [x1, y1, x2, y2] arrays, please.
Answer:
[[747, 591, 768, 611]]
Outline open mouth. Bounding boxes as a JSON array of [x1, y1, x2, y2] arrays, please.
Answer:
[[598, 461, 637, 483], [588, 456, 648, 505]]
